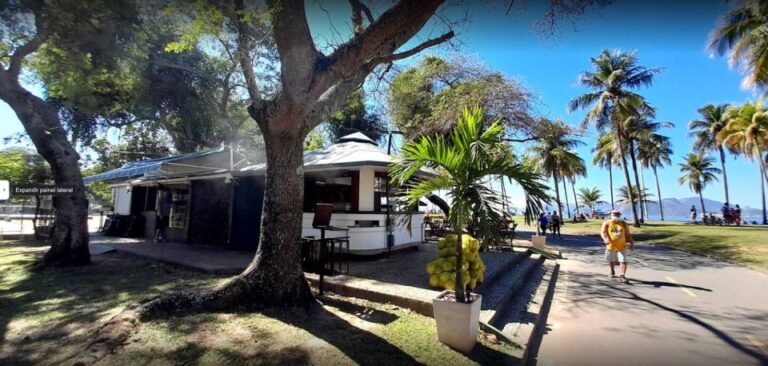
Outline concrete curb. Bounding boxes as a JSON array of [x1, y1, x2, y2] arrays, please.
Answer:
[[521, 261, 560, 366]]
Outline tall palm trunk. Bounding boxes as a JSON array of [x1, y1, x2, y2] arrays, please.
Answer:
[[455, 227, 467, 303], [608, 164, 615, 210], [628, 139, 644, 223], [553, 172, 563, 219], [699, 190, 706, 216], [614, 126, 640, 227], [640, 167, 649, 221], [719, 146, 730, 204], [653, 165, 665, 221], [562, 178, 571, 218], [571, 178, 580, 216], [758, 147, 768, 225]]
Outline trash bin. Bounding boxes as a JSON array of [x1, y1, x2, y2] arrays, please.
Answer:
[[531, 235, 546, 249]]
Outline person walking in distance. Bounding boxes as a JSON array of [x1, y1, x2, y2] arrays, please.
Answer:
[[601, 210, 635, 283], [155, 188, 172, 242], [551, 211, 562, 239], [689, 205, 697, 224], [538, 212, 548, 237]]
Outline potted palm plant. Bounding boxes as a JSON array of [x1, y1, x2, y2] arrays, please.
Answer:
[[390, 107, 548, 353]]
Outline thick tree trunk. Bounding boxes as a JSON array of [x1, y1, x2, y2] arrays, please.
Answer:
[[136, 132, 312, 318], [628, 140, 644, 223], [719, 146, 730, 204], [609, 165, 615, 210], [0, 73, 90, 266], [562, 178, 571, 218], [571, 179, 580, 216], [699, 192, 706, 217], [653, 166, 664, 221]]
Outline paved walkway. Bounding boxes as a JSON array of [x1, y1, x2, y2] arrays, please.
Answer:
[[516, 230, 768, 366], [90, 235, 253, 274]]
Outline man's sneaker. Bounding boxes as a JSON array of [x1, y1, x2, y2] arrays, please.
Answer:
[[619, 275, 630, 284], [610, 270, 616, 278]]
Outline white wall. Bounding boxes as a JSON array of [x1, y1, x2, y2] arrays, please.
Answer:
[[112, 186, 132, 215], [301, 212, 424, 253], [358, 168, 375, 211]]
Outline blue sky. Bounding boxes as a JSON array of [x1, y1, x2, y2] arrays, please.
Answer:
[[442, 0, 763, 210], [1, 0, 764, 211]]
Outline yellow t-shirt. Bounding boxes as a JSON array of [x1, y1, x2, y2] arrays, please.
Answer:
[[606, 220, 628, 251]]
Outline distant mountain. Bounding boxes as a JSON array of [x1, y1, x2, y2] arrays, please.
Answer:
[[588, 197, 763, 219]]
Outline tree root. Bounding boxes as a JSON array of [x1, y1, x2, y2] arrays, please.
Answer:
[[69, 274, 314, 365]]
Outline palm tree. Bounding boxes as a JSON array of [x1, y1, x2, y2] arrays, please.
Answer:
[[690, 104, 731, 203], [391, 108, 549, 303], [560, 155, 587, 217], [709, 1, 768, 90], [569, 49, 663, 227], [577, 187, 605, 216], [617, 185, 655, 212], [529, 119, 583, 220], [678, 153, 721, 215], [592, 133, 620, 209], [638, 134, 673, 220], [719, 100, 768, 224], [624, 111, 674, 223]]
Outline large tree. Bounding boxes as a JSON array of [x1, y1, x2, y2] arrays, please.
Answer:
[[64, 6, 613, 351], [388, 55, 536, 140], [569, 49, 662, 227], [0, 0, 142, 266]]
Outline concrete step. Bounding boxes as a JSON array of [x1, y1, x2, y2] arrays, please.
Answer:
[[492, 259, 552, 334], [477, 253, 546, 325], [475, 249, 532, 293], [492, 259, 560, 365]]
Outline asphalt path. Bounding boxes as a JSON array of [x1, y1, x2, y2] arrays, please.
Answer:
[[518, 230, 768, 366]]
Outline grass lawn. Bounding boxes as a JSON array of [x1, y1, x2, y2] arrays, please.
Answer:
[[523, 220, 768, 270], [0, 240, 521, 366]]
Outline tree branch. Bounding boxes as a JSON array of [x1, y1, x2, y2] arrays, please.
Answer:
[[233, 0, 261, 104], [367, 31, 454, 66], [504, 136, 540, 143], [8, 0, 47, 81], [267, 0, 318, 100], [349, 0, 375, 34]]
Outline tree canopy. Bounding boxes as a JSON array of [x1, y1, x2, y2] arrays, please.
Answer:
[[388, 56, 536, 140]]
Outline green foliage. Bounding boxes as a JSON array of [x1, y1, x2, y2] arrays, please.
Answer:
[[678, 154, 721, 195], [84, 124, 173, 171], [304, 129, 327, 151], [709, 0, 768, 89], [0, 149, 52, 202], [391, 108, 549, 301], [325, 89, 384, 143], [388, 56, 534, 140], [616, 185, 655, 205], [577, 187, 604, 212]]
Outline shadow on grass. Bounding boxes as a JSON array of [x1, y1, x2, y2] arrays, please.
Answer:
[[0, 242, 223, 365]]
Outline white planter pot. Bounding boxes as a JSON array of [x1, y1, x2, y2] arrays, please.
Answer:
[[432, 290, 482, 353], [531, 235, 546, 249]]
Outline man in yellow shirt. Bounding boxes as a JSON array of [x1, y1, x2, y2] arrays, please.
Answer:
[[601, 210, 635, 283]]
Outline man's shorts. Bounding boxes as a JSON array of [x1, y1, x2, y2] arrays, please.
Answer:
[[605, 248, 628, 263]]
